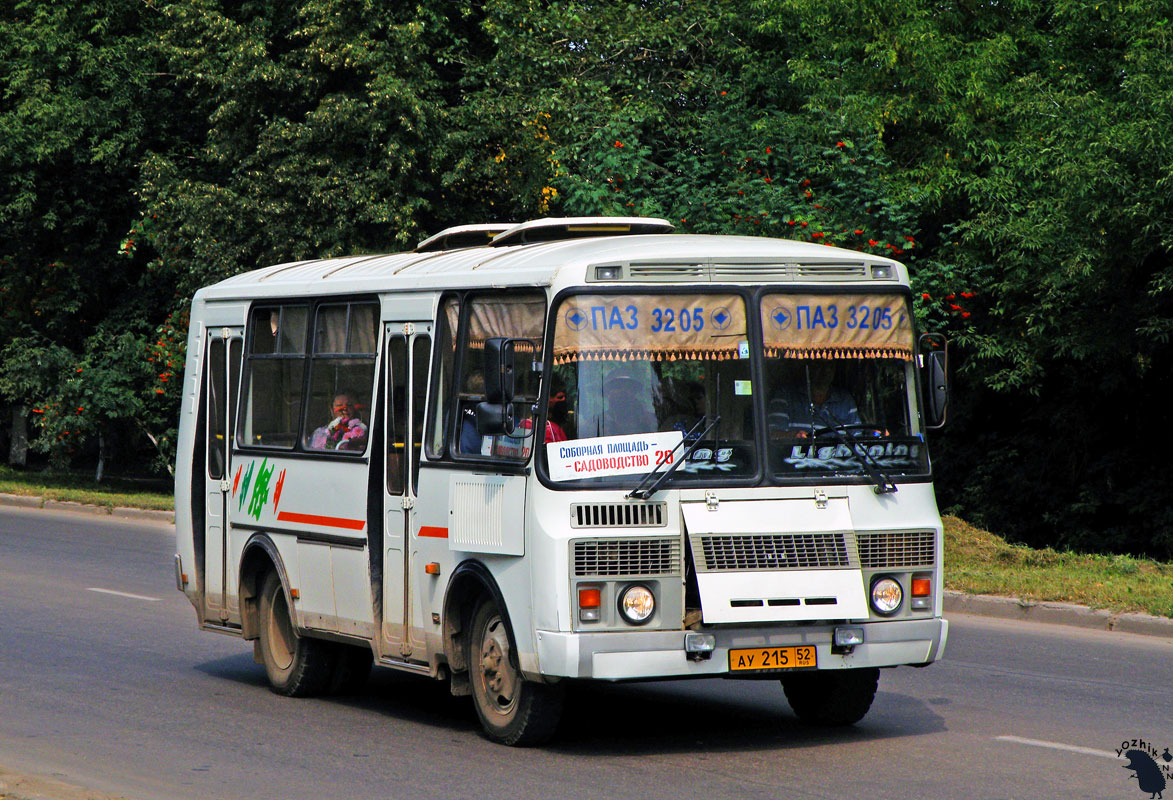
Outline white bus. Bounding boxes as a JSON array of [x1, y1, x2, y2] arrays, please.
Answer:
[[174, 217, 950, 745]]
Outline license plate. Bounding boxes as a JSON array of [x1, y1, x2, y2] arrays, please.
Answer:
[[728, 645, 817, 672]]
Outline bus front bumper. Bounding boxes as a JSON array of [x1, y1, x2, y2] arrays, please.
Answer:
[[531, 617, 948, 680]]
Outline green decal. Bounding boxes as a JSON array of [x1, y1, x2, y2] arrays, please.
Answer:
[[247, 458, 274, 521]]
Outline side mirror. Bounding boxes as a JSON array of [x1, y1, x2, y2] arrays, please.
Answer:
[[482, 337, 516, 404], [475, 337, 521, 436], [919, 333, 948, 429], [475, 400, 517, 437]]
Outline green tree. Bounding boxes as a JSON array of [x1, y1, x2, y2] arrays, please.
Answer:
[[0, 0, 180, 472], [760, 0, 1173, 554]]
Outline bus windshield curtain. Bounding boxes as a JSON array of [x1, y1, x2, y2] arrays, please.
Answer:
[[552, 294, 747, 364], [760, 293, 914, 361]]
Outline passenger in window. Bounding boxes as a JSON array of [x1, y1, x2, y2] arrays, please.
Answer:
[[458, 371, 485, 455], [309, 392, 369, 451], [545, 376, 569, 442], [521, 375, 569, 444]]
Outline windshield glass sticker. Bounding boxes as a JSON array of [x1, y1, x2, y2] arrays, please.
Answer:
[[554, 294, 746, 364], [783, 440, 922, 471], [761, 293, 914, 361], [547, 431, 684, 481]]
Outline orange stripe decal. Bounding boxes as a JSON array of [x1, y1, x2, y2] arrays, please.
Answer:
[[276, 511, 366, 531], [418, 526, 449, 538]]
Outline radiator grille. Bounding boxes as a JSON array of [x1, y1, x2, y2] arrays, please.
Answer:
[[570, 502, 666, 528], [696, 533, 852, 571], [857, 530, 936, 568], [573, 538, 681, 577]]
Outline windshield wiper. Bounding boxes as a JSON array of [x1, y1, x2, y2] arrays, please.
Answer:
[[812, 424, 898, 495], [627, 415, 721, 500]]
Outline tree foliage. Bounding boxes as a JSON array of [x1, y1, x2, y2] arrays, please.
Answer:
[[1, 0, 1171, 554]]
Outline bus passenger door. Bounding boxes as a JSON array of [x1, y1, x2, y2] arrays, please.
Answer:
[[382, 323, 431, 658], [203, 327, 243, 623]]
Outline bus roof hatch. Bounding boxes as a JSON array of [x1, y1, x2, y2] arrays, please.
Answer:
[[488, 217, 674, 247], [415, 223, 516, 252]]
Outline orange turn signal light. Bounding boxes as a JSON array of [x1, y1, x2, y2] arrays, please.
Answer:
[[578, 587, 602, 608], [425, 562, 441, 575], [911, 577, 932, 597]]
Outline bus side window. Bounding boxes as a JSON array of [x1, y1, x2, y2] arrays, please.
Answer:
[[301, 301, 379, 453], [238, 305, 308, 449], [453, 292, 546, 462]]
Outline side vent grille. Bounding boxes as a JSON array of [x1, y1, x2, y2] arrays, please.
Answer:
[[694, 533, 854, 571], [570, 502, 667, 528], [573, 538, 682, 577], [857, 530, 936, 568]]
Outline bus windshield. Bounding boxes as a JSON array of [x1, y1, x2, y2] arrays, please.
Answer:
[[546, 293, 756, 485], [544, 290, 929, 488], [760, 292, 928, 480]]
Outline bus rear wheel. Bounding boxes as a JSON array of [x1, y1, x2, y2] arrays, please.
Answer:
[[468, 600, 563, 746], [257, 571, 335, 697], [781, 667, 879, 726]]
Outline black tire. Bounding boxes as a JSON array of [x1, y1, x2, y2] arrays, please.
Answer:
[[467, 599, 564, 746], [257, 571, 335, 697], [328, 644, 373, 695], [781, 667, 880, 726]]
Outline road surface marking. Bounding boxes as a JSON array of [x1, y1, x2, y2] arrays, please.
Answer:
[[996, 735, 1120, 760], [87, 588, 160, 602]]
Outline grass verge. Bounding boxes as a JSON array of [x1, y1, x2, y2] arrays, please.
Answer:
[[0, 465, 172, 511], [944, 515, 1173, 618]]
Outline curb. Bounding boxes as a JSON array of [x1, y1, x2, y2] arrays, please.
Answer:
[[943, 590, 1173, 639], [0, 492, 174, 524]]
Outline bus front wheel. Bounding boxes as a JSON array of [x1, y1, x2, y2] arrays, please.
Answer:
[[781, 667, 879, 726], [257, 571, 335, 697], [468, 600, 563, 746]]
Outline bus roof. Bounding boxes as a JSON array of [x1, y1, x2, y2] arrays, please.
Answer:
[[193, 230, 907, 303]]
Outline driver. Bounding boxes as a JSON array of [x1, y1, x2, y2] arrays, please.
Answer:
[[769, 361, 860, 438]]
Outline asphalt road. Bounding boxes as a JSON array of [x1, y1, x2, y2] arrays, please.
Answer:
[[1, 506, 1170, 800]]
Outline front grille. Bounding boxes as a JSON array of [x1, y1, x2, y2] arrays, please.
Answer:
[[695, 533, 852, 571], [573, 537, 681, 577], [570, 502, 666, 528], [857, 530, 936, 568]]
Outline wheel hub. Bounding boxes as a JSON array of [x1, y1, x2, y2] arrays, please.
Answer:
[[478, 617, 517, 712]]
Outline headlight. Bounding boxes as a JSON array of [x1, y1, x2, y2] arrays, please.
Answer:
[[870, 577, 903, 616], [618, 584, 656, 625]]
